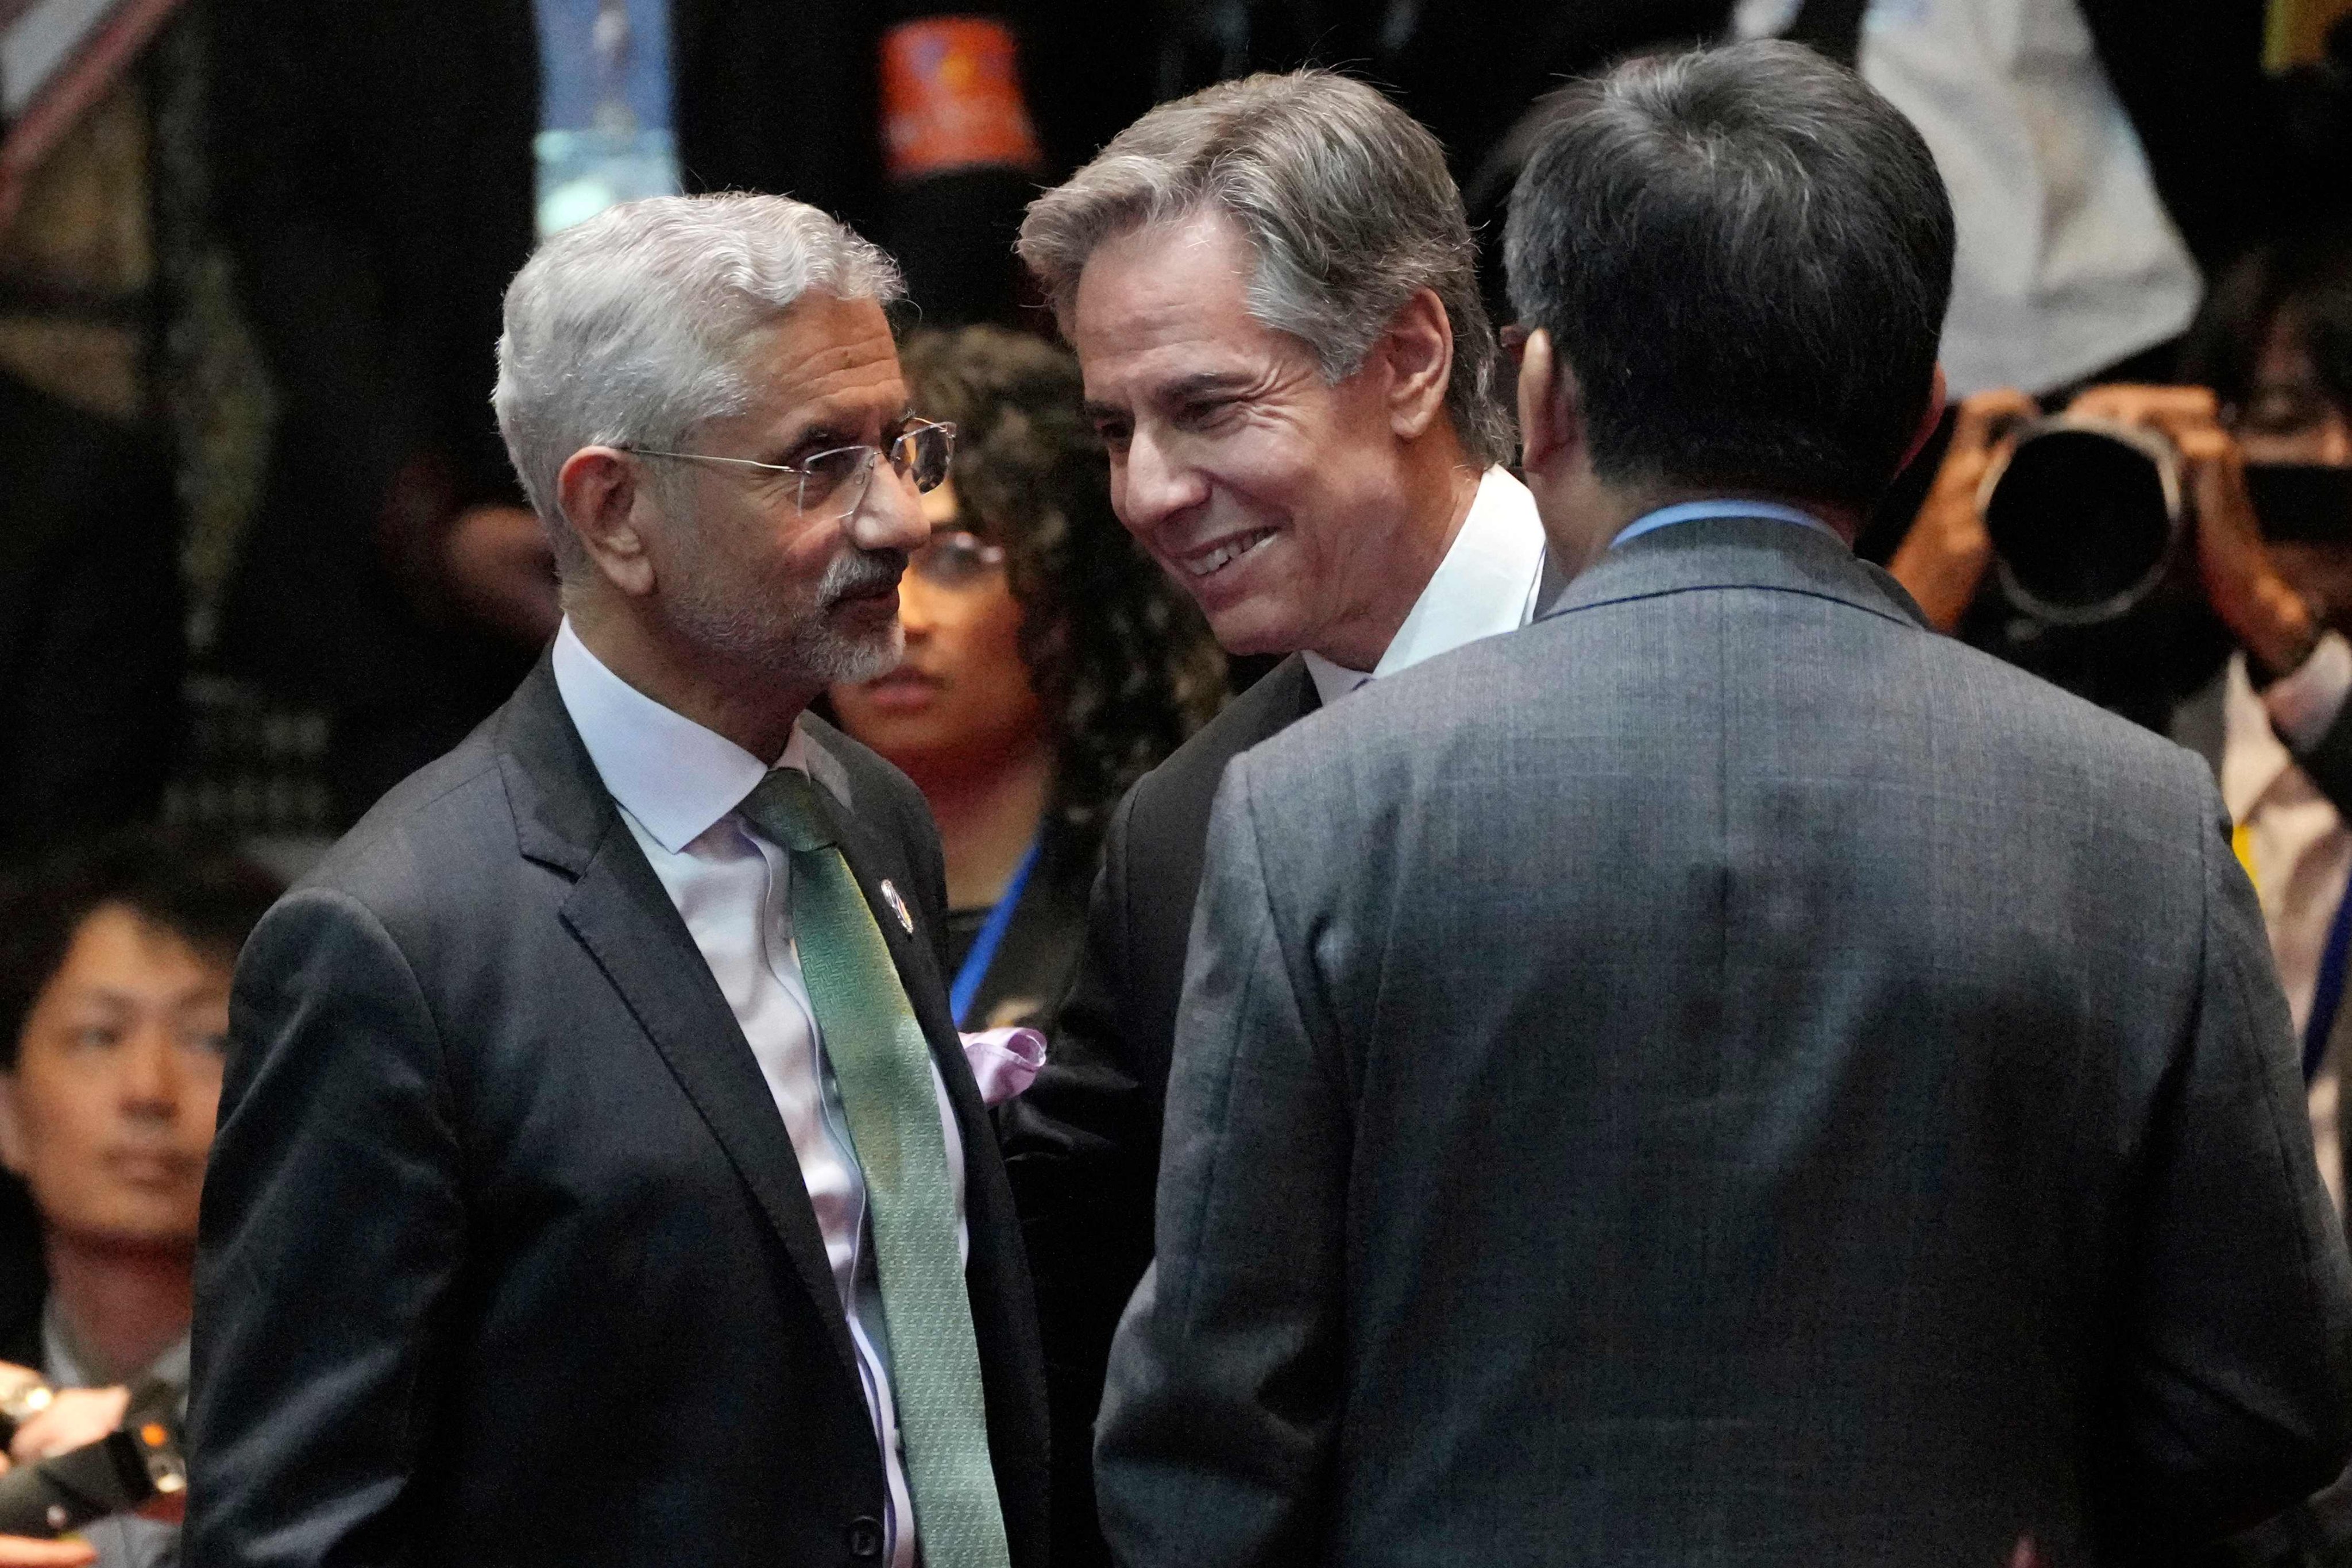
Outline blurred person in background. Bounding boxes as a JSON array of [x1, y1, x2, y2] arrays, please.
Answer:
[[0, 830, 280, 1568], [1886, 226, 2352, 1567], [1464, 0, 2279, 358], [1731, 0, 2275, 396], [829, 326, 1223, 1037], [206, 0, 1074, 825], [1005, 68, 1539, 1568], [1888, 227, 2352, 1184], [1157, 0, 1731, 202], [0, 0, 198, 870]]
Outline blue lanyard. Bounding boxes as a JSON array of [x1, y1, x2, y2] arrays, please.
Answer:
[[1612, 500, 1840, 549], [949, 836, 1044, 1029], [2307, 883, 2352, 1083]]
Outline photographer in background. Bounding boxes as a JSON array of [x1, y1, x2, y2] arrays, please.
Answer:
[[1888, 230, 2352, 1206], [0, 832, 281, 1567]]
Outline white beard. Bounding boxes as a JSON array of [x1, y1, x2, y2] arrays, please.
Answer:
[[665, 539, 906, 688]]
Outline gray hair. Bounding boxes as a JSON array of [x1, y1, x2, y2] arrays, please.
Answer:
[[493, 193, 904, 577], [1017, 71, 1513, 468]]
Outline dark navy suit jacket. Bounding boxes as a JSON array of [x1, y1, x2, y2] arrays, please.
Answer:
[[186, 658, 1049, 1567]]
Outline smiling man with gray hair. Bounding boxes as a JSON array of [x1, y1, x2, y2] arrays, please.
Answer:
[[185, 194, 1049, 1568], [997, 67, 1543, 1568]]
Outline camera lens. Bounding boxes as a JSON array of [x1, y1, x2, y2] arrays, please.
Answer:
[[1982, 419, 2184, 624]]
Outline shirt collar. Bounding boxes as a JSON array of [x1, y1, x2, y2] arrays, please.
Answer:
[[1302, 465, 1547, 705], [550, 619, 809, 853], [2223, 650, 2300, 823], [41, 1300, 189, 1392], [1612, 499, 1840, 549]]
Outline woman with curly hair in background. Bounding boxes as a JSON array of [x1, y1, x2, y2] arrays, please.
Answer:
[[831, 325, 1225, 1033]]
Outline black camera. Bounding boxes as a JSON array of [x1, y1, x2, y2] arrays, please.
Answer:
[[0, 1374, 184, 1539], [1980, 415, 2352, 624]]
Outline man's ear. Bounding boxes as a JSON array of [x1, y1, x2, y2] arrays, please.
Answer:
[[1382, 287, 1455, 442], [556, 447, 659, 599], [0, 1073, 29, 1180], [1515, 329, 1583, 481]]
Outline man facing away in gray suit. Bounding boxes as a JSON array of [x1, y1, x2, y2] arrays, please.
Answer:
[[1096, 41, 2352, 1568]]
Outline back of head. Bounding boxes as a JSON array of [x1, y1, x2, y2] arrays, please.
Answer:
[[1504, 41, 1955, 509], [492, 193, 905, 584], [1018, 69, 1513, 468]]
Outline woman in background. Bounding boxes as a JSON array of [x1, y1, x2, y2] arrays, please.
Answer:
[[831, 325, 1225, 1032]]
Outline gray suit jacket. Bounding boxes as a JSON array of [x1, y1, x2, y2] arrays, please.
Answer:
[[1096, 517, 2352, 1568]]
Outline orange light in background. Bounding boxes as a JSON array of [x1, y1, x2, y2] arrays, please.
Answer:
[[2269, 0, 2352, 69], [881, 18, 1045, 183]]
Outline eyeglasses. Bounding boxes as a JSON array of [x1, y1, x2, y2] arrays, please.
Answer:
[[625, 419, 956, 520], [909, 529, 1007, 590]]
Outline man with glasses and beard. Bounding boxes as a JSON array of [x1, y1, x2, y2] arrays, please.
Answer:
[[184, 195, 1049, 1568]]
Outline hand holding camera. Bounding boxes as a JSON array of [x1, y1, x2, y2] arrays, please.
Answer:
[[0, 1364, 181, 1546], [2063, 384, 2320, 678], [1887, 388, 2040, 630], [1893, 376, 2352, 691]]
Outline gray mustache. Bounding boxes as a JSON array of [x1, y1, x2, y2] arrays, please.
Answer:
[[818, 550, 907, 607]]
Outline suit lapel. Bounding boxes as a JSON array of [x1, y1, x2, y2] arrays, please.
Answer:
[[558, 820, 867, 1384], [505, 662, 995, 1382], [499, 661, 865, 1385]]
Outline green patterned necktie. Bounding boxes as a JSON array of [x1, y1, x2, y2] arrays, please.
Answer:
[[739, 767, 1011, 1568]]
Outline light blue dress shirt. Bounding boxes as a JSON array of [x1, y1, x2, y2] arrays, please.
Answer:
[[1612, 499, 1839, 549]]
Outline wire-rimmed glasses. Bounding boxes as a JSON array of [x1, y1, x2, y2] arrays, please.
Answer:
[[907, 530, 1007, 590], [625, 418, 956, 520]]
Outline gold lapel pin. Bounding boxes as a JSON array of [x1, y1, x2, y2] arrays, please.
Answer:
[[879, 879, 915, 936]]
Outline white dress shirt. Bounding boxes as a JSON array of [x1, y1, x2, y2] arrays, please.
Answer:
[[553, 620, 962, 1568], [1736, 0, 2202, 396], [2223, 643, 2352, 1211], [1301, 465, 1548, 704]]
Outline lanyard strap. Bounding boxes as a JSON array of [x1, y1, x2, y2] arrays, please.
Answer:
[[2308, 881, 2352, 1083], [949, 836, 1044, 1029]]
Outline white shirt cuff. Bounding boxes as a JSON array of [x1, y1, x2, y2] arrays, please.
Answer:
[[2265, 629, 2352, 753]]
